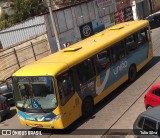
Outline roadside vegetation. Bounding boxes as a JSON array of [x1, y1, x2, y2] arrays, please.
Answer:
[[0, 0, 47, 30], [0, 0, 88, 31]]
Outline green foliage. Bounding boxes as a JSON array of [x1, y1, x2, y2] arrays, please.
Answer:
[[0, 0, 88, 30], [0, 11, 9, 21], [11, 0, 47, 22], [0, 17, 15, 30], [0, 0, 47, 30]]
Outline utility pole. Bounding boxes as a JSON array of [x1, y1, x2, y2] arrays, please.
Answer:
[[47, 0, 61, 51]]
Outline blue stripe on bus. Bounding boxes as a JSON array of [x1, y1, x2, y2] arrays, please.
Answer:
[[18, 110, 56, 122], [98, 43, 149, 94]]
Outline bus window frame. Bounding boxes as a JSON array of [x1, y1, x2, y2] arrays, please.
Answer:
[[75, 58, 96, 86], [125, 34, 139, 54], [94, 48, 112, 74], [56, 70, 75, 106], [124, 27, 149, 55], [136, 28, 149, 46], [110, 41, 126, 64]]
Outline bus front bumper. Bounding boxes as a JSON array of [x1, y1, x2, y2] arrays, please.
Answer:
[[18, 116, 64, 129]]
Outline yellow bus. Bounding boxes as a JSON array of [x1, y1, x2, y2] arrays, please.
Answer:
[[12, 20, 153, 129]]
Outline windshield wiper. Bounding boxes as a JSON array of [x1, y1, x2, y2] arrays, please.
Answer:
[[32, 98, 46, 113], [21, 95, 29, 111]]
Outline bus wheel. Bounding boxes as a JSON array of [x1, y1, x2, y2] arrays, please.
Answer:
[[128, 65, 137, 82], [82, 97, 94, 118]]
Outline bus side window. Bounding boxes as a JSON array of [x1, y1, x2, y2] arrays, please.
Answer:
[[57, 71, 75, 106], [111, 42, 125, 63], [137, 29, 148, 46], [125, 35, 137, 53], [96, 49, 111, 73], [76, 59, 95, 85]]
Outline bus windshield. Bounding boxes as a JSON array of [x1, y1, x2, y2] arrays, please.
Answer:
[[12, 76, 57, 112]]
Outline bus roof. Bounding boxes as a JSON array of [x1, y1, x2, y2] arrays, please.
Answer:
[[13, 20, 149, 77]]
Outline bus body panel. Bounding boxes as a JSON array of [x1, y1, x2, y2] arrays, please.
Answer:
[[12, 21, 153, 129], [96, 43, 149, 94], [17, 92, 82, 129], [94, 42, 152, 104]]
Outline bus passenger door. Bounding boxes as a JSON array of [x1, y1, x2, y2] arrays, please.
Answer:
[[57, 70, 81, 128], [75, 59, 96, 101]]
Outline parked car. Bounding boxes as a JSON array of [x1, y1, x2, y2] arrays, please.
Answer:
[[0, 95, 10, 122], [133, 106, 160, 138], [145, 12, 160, 29], [144, 82, 160, 109], [0, 82, 14, 106]]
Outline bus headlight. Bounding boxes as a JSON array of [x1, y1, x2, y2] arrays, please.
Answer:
[[50, 114, 61, 123]]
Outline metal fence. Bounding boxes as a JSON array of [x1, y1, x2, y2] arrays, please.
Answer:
[[0, 16, 46, 48], [0, 39, 51, 81]]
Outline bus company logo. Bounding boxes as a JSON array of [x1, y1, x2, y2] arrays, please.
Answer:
[[96, 69, 110, 95], [83, 25, 91, 36], [37, 117, 45, 121], [113, 60, 128, 75]]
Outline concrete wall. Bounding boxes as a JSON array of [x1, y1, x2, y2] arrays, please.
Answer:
[[0, 34, 51, 81], [136, 0, 151, 19], [45, 0, 117, 53], [45, 0, 135, 53]]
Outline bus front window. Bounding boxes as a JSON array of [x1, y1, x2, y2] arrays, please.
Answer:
[[12, 77, 57, 112]]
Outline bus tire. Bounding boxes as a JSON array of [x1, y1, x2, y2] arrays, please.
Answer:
[[128, 65, 137, 82], [82, 97, 94, 118]]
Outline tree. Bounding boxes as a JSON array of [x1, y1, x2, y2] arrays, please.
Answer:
[[11, 0, 47, 22], [0, 0, 88, 30], [0, 11, 9, 21], [0, 0, 47, 30]]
